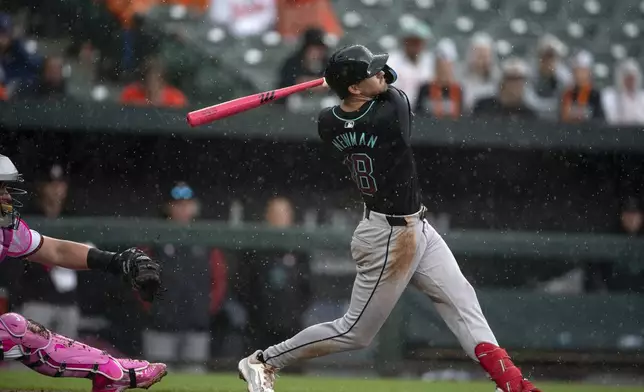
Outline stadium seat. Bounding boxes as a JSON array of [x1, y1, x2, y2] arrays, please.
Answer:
[[563, 0, 617, 22], [456, 0, 511, 27], [607, 20, 644, 59], [548, 20, 601, 53], [509, 0, 564, 28], [129, 0, 644, 106], [591, 52, 614, 87], [403, 0, 452, 26]]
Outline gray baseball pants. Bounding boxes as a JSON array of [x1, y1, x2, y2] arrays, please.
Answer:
[[262, 206, 498, 369]]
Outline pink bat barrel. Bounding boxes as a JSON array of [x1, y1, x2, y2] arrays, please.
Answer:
[[186, 78, 326, 127]]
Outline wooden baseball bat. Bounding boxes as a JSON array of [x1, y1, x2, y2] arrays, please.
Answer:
[[187, 77, 326, 127]]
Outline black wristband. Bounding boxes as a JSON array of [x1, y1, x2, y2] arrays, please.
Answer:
[[87, 248, 120, 275]]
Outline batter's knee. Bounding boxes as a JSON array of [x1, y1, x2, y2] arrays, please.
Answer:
[[339, 320, 377, 349]]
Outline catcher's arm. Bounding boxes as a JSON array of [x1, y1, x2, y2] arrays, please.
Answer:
[[27, 236, 92, 269], [27, 236, 162, 302]]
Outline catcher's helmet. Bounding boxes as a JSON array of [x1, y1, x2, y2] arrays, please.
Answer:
[[0, 155, 25, 229], [324, 45, 396, 99]]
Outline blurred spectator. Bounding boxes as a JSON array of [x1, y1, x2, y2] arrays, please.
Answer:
[[560, 50, 604, 123], [415, 39, 463, 119], [238, 196, 312, 369], [122, 13, 160, 80], [602, 58, 644, 125], [462, 32, 500, 113], [529, 34, 571, 119], [532, 35, 571, 97], [473, 58, 537, 119], [265, 196, 295, 227], [35, 164, 70, 218], [19, 164, 80, 339], [0, 12, 41, 97], [17, 56, 67, 100], [175, 0, 209, 11], [209, 0, 277, 38], [121, 57, 187, 108], [164, 181, 200, 224], [275, 0, 343, 41], [473, 58, 536, 118], [278, 28, 335, 112], [89, 1, 156, 81], [142, 182, 222, 372], [620, 198, 643, 237], [387, 19, 434, 107], [583, 198, 643, 293], [278, 28, 328, 89], [105, 0, 157, 29]]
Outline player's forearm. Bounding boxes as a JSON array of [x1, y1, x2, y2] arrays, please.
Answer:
[[27, 236, 119, 274]]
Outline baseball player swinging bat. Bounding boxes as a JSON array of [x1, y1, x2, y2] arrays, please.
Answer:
[[236, 44, 542, 392], [187, 77, 326, 127]]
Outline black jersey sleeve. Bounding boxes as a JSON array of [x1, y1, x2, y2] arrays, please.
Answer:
[[383, 86, 412, 112], [317, 107, 332, 141], [381, 86, 414, 142]]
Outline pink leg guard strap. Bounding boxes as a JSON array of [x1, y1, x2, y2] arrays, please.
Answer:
[[0, 312, 147, 384]]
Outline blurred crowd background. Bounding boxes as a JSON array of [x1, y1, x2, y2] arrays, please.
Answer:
[[0, 0, 643, 384], [2, 0, 644, 122]]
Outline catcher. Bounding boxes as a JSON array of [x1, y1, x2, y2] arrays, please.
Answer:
[[0, 154, 166, 392]]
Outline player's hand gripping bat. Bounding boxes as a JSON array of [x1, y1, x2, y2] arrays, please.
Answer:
[[187, 77, 327, 127]]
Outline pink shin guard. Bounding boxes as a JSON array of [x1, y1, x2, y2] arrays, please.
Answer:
[[0, 312, 147, 382]]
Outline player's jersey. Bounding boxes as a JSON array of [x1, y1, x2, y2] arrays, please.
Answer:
[[0, 219, 43, 263], [318, 86, 421, 215]]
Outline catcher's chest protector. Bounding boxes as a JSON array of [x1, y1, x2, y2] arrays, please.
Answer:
[[0, 227, 12, 262], [0, 312, 147, 380]]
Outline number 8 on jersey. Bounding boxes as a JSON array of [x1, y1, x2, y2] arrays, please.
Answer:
[[344, 153, 377, 196]]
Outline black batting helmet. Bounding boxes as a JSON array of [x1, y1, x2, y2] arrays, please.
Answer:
[[324, 44, 395, 99]]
